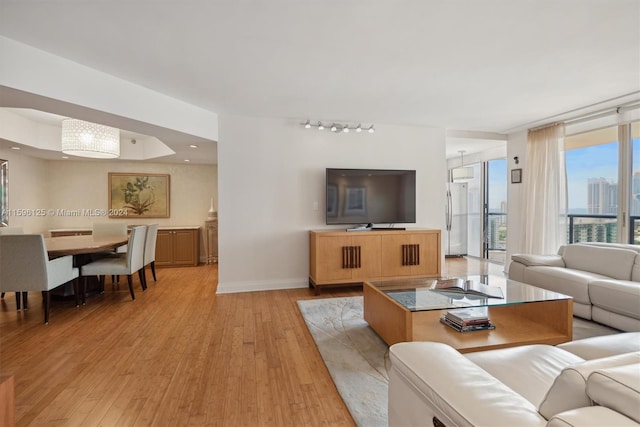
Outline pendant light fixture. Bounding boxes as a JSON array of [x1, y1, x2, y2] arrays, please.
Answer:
[[61, 118, 120, 159], [451, 150, 474, 182]]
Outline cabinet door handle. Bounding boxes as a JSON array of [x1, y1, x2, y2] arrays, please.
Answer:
[[342, 245, 361, 269], [402, 244, 420, 266]]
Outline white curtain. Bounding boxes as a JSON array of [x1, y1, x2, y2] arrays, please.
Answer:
[[522, 123, 567, 254]]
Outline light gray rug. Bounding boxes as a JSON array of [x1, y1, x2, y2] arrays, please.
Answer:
[[297, 296, 620, 427]]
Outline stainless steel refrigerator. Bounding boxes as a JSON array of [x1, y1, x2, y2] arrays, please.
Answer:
[[445, 182, 468, 257]]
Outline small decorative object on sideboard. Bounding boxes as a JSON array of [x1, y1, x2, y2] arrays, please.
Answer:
[[440, 307, 495, 332], [207, 197, 217, 219]]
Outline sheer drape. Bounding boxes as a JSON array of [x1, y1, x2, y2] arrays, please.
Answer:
[[522, 124, 567, 254]]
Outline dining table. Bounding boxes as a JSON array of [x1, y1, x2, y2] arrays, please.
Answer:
[[45, 234, 129, 258]]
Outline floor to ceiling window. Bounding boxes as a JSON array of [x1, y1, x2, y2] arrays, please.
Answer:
[[565, 126, 619, 243], [449, 158, 507, 263], [485, 158, 508, 262], [565, 120, 640, 244], [466, 163, 483, 258], [630, 121, 640, 243]]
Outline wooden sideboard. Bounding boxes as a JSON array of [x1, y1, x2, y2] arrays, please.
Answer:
[[309, 228, 441, 294], [155, 227, 200, 267], [50, 226, 200, 267]]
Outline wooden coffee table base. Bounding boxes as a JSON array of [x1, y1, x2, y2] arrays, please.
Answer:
[[363, 281, 573, 353]]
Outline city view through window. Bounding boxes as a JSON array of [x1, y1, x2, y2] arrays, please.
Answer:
[[566, 123, 640, 244]]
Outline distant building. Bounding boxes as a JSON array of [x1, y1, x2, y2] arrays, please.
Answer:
[[633, 171, 640, 215], [588, 178, 618, 215]]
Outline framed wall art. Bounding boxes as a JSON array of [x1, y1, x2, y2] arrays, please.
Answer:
[[109, 173, 170, 218], [511, 168, 522, 184]]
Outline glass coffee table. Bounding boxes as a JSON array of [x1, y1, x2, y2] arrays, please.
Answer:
[[363, 275, 573, 353]]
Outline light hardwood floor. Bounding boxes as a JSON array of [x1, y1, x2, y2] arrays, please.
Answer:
[[0, 258, 504, 426]]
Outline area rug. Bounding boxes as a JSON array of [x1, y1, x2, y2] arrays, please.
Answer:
[[297, 296, 619, 427]]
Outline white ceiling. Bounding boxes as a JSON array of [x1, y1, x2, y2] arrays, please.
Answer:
[[1, 0, 639, 159]]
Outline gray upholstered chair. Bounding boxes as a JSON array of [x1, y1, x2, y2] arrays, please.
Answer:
[[0, 226, 25, 306], [80, 225, 147, 302], [0, 234, 79, 323], [143, 224, 159, 283]]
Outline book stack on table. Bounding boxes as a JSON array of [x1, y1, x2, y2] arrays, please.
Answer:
[[440, 307, 495, 332]]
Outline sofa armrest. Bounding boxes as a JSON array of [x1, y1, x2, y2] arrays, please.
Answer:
[[547, 406, 639, 427], [389, 342, 547, 427], [511, 254, 566, 268]]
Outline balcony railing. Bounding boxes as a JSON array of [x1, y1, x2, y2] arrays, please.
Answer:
[[486, 212, 507, 262], [568, 214, 640, 244]]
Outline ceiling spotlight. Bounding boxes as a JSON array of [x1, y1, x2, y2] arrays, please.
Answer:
[[318, 122, 324, 130], [343, 125, 350, 133], [331, 124, 337, 132], [10, 146, 20, 150], [304, 119, 311, 129], [368, 125, 375, 134], [184, 159, 191, 162], [189, 144, 199, 148], [356, 124, 362, 133]]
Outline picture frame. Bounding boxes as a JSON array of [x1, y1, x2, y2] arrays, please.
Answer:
[[344, 186, 367, 216], [511, 168, 522, 184], [108, 173, 170, 218]]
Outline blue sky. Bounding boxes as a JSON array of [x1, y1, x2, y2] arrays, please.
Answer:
[[566, 139, 640, 211]]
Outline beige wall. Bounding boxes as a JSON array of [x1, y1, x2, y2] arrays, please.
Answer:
[[0, 147, 49, 233], [0, 149, 217, 236]]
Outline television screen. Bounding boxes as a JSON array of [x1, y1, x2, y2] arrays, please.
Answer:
[[326, 168, 416, 225]]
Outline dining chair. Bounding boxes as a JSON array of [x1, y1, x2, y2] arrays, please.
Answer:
[[80, 225, 147, 302], [0, 234, 79, 323], [143, 224, 159, 284], [0, 226, 25, 305], [92, 222, 128, 253]]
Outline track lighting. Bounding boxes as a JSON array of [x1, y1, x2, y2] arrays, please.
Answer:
[[301, 120, 376, 134]]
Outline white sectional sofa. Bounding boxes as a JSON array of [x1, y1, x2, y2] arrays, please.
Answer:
[[388, 333, 640, 427], [508, 243, 640, 331]]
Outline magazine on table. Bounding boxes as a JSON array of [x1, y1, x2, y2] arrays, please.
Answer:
[[429, 278, 504, 299]]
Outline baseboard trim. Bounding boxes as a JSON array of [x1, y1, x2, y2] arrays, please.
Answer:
[[216, 278, 308, 294]]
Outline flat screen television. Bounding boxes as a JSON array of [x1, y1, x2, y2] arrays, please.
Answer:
[[326, 168, 416, 226]]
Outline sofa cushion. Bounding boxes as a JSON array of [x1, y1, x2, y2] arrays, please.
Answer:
[[523, 266, 606, 305], [558, 332, 640, 359], [589, 279, 640, 321], [538, 352, 640, 420], [587, 363, 640, 423], [464, 344, 583, 408], [562, 244, 637, 280], [547, 406, 639, 427]]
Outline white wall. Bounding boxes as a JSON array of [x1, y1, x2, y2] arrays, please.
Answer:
[[217, 115, 447, 293], [505, 130, 527, 267]]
